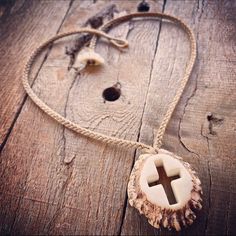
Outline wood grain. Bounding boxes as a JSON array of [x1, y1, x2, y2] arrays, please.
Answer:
[[0, 0, 72, 147], [121, 0, 236, 235], [0, 0, 163, 234], [0, 0, 235, 235]]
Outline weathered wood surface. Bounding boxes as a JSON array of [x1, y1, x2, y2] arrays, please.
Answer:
[[0, 0, 235, 235]]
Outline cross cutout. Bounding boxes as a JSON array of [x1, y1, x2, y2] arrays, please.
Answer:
[[148, 165, 181, 205]]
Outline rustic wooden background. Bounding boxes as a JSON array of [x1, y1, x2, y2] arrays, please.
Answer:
[[0, 0, 235, 235]]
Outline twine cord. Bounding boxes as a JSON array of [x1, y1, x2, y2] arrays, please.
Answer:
[[22, 13, 196, 154]]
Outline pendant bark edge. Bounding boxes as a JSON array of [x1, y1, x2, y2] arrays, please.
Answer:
[[127, 149, 203, 231]]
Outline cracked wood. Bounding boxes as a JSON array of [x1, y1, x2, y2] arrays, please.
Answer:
[[121, 0, 236, 235], [0, 0, 72, 147], [0, 0, 163, 235], [0, 0, 235, 235]]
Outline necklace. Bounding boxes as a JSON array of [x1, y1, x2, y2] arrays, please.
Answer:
[[22, 12, 203, 231]]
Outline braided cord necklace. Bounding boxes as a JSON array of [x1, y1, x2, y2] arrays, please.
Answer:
[[22, 12, 203, 231]]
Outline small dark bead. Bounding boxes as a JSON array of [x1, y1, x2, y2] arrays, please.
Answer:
[[137, 1, 150, 12]]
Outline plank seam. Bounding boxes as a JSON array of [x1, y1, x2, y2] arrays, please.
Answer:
[[2, 1, 75, 233], [0, 0, 74, 154], [118, 0, 167, 234]]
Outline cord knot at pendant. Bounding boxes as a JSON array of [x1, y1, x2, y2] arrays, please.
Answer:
[[142, 146, 159, 154]]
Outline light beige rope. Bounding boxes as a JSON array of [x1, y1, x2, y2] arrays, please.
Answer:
[[89, 12, 197, 150], [22, 12, 196, 154]]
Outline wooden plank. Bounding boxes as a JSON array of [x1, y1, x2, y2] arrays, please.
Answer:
[[121, 0, 236, 235], [0, 0, 72, 147], [0, 0, 165, 235], [1, 0, 235, 235]]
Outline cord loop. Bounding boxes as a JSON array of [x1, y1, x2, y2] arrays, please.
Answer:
[[22, 12, 197, 156], [109, 38, 129, 48]]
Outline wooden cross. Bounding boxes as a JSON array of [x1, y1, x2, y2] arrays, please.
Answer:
[[148, 165, 180, 205]]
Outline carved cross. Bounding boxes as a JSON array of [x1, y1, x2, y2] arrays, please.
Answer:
[[148, 165, 180, 205]]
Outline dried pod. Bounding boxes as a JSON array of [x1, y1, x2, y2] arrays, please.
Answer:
[[127, 149, 203, 231]]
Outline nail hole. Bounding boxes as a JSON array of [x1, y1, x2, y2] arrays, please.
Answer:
[[102, 86, 121, 102]]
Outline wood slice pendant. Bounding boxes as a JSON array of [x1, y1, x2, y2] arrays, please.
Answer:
[[127, 149, 203, 231]]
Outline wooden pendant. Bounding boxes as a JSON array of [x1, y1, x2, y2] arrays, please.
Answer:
[[127, 149, 203, 231]]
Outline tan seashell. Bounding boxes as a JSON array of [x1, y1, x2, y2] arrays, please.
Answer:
[[127, 149, 203, 231], [75, 48, 105, 67]]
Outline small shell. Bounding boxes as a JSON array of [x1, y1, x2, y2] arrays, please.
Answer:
[[127, 149, 203, 231], [75, 48, 104, 67]]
